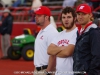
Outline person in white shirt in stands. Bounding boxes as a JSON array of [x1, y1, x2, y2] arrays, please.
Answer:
[[50, 16, 57, 28], [62, 0, 77, 8], [47, 6, 77, 75], [34, 6, 58, 75], [31, 0, 42, 11]]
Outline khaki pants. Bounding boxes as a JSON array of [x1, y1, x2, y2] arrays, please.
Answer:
[[1, 34, 10, 56]]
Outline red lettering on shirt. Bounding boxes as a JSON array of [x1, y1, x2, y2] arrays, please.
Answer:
[[40, 35, 43, 40], [57, 39, 69, 46]]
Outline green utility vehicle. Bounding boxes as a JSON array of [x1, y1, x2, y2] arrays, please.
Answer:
[[7, 29, 35, 61]]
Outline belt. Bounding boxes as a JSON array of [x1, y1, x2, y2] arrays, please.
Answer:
[[36, 65, 48, 71]]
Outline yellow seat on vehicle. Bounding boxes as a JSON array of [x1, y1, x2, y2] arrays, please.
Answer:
[[23, 28, 32, 35]]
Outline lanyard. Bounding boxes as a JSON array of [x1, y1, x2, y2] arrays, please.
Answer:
[[78, 22, 93, 35]]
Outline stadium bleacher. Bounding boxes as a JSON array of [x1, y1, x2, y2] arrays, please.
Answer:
[[0, 0, 100, 26], [0, 0, 63, 22]]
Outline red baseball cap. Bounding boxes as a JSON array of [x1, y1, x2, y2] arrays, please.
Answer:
[[76, 4, 92, 14], [35, 6, 51, 16]]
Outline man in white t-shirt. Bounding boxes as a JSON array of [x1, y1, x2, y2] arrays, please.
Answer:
[[47, 7, 77, 75], [34, 6, 58, 75]]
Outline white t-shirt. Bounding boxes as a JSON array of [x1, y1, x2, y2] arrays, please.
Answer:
[[52, 28, 77, 75], [34, 24, 58, 67]]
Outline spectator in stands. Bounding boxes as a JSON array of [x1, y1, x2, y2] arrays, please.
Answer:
[[21, 0, 26, 5], [91, 0, 100, 10], [50, 16, 57, 28], [0, 8, 13, 59], [29, 0, 42, 22], [85, 0, 92, 7], [31, 0, 42, 11], [0, 0, 5, 7], [1, 0, 12, 7], [74, 0, 86, 9], [62, 0, 77, 8], [12, 0, 21, 7], [43, 0, 48, 3], [0, 0, 5, 20], [74, 0, 93, 10]]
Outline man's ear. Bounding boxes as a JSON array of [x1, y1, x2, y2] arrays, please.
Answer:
[[89, 13, 93, 18], [45, 16, 49, 20]]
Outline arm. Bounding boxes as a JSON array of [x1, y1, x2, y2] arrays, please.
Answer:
[[46, 55, 56, 72], [47, 43, 63, 55], [7, 16, 13, 34], [56, 31, 77, 58], [56, 44, 75, 58], [47, 31, 76, 57]]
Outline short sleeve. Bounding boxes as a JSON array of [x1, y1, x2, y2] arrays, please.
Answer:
[[69, 32, 77, 45], [47, 31, 59, 46]]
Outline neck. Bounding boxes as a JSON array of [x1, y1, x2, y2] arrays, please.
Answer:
[[41, 21, 50, 30], [66, 24, 76, 32], [81, 21, 92, 29]]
